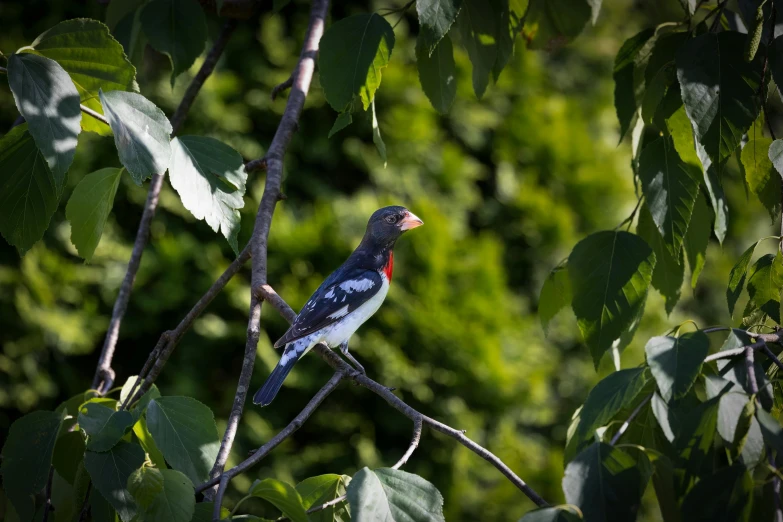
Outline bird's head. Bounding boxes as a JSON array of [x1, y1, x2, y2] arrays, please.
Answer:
[[361, 206, 423, 249]]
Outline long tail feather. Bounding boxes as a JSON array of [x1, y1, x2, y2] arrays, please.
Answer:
[[253, 344, 304, 406]]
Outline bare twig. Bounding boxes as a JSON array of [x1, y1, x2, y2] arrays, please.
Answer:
[[170, 19, 238, 134], [271, 76, 294, 100], [42, 466, 54, 522], [761, 343, 783, 371], [197, 372, 343, 495], [704, 341, 766, 362], [205, 0, 330, 507], [0, 66, 6, 73], [245, 157, 268, 172], [80, 104, 109, 126], [392, 416, 424, 469], [91, 171, 165, 392], [91, 23, 239, 392], [201, 285, 550, 509], [610, 394, 652, 446], [127, 245, 252, 406]]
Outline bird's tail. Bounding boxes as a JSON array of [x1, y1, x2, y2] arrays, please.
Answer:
[[253, 342, 306, 406]]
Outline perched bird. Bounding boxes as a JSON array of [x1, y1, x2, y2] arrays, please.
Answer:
[[253, 206, 423, 406]]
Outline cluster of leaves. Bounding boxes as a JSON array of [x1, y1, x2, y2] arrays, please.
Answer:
[[0, 12, 247, 257], [0, 376, 451, 521], [535, 1, 783, 520], [318, 0, 603, 162]]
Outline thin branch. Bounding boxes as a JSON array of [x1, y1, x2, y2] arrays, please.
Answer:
[[271, 76, 294, 101], [195, 372, 344, 494], [0, 66, 6, 73], [80, 104, 109, 126], [91, 22, 239, 392], [203, 284, 550, 508], [762, 343, 783, 372], [170, 19, 238, 135], [610, 394, 652, 446], [205, 0, 330, 506], [305, 417, 424, 516], [42, 466, 54, 522], [245, 156, 268, 172], [704, 341, 766, 362], [91, 171, 165, 392], [127, 244, 252, 406]]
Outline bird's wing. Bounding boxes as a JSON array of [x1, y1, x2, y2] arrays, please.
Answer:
[[274, 269, 383, 348]]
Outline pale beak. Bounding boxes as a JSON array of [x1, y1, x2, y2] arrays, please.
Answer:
[[400, 212, 424, 231]]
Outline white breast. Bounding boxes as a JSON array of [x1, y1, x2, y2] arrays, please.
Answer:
[[319, 274, 389, 347]]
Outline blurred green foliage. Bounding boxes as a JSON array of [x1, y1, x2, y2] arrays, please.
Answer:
[[0, 0, 779, 520]]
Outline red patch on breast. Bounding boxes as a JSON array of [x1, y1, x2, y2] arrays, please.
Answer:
[[383, 251, 394, 282]]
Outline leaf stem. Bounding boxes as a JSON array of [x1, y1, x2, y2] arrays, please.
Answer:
[[609, 394, 652, 446]]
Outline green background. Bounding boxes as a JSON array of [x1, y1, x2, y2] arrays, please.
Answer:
[[0, 0, 778, 519]]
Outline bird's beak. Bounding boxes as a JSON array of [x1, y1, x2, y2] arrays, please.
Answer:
[[400, 212, 424, 231]]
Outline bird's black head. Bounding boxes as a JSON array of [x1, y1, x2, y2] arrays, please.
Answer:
[[360, 206, 423, 250]]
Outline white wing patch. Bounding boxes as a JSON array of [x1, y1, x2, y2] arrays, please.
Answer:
[[327, 305, 350, 319], [339, 278, 375, 293], [324, 288, 335, 299]]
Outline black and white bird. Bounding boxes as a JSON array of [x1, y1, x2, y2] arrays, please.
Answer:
[[253, 206, 423, 406]]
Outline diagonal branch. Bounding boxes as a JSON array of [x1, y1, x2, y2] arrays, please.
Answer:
[[204, 0, 331, 503], [91, 20, 240, 391], [200, 284, 550, 509]]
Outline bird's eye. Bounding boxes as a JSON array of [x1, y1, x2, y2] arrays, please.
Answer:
[[385, 215, 398, 224]]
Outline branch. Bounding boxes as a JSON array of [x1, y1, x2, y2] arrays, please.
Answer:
[[610, 394, 652, 446], [200, 284, 550, 509], [90, 21, 239, 392], [305, 416, 425, 517], [170, 19, 238, 134], [704, 341, 766, 362], [126, 245, 252, 407], [204, 0, 330, 505], [271, 76, 294, 101], [80, 104, 109, 126]]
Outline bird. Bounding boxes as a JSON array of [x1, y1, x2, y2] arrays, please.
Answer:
[[253, 206, 423, 407]]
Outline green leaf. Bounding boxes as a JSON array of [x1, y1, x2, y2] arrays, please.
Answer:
[[727, 242, 759, 317], [456, 0, 498, 99], [646, 331, 708, 401], [52, 431, 86, 484], [30, 18, 138, 136], [676, 31, 763, 164], [576, 367, 649, 441], [133, 416, 167, 469], [742, 137, 781, 221], [614, 28, 655, 140], [78, 402, 134, 452], [416, 34, 457, 114], [518, 506, 583, 522], [680, 464, 754, 522], [771, 36, 783, 96], [371, 100, 387, 167], [491, 0, 524, 80], [7, 52, 81, 184], [65, 167, 123, 260], [0, 124, 59, 254], [140, 0, 208, 86], [637, 204, 684, 314], [296, 474, 350, 522], [539, 261, 572, 334], [319, 13, 395, 112], [743, 252, 783, 324], [638, 135, 702, 256], [90, 487, 118, 522], [673, 396, 719, 494], [99, 89, 172, 184], [249, 478, 309, 522], [140, 469, 195, 522], [756, 408, 783, 455], [146, 396, 220, 485], [1, 410, 64, 522], [191, 502, 231, 522], [641, 63, 676, 125], [84, 441, 145, 522], [347, 467, 445, 522], [106, 0, 146, 29], [649, 454, 681, 522], [716, 333, 774, 409], [562, 442, 649, 522], [328, 112, 353, 138], [568, 231, 655, 368], [128, 466, 164, 510], [770, 139, 783, 177], [703, 375, 762, 464], [114, 6, 148, 68], [168, 136, 247, 254], [683, 191, 711, 288], [522, 0, 592, 51], [416, 0, 462, 55]]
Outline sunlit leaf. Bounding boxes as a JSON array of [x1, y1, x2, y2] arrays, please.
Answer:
[[319, 13, 395, 111], [646, 331, 708, 401], [347, 467, 445, 522], [539, 261, 572, 334], [742, 137, 781, 221], [7, 52, 81, 184], [575, 366, 649, 441], [416, 0, 462, 56], [743, 252, 783, 324], [66, 167, 123, 260], [250, 478, 309, 522]]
